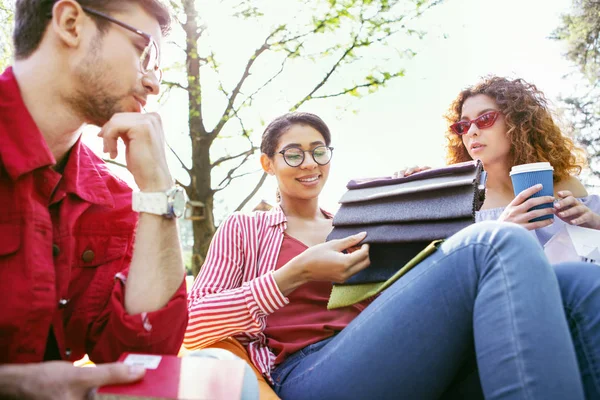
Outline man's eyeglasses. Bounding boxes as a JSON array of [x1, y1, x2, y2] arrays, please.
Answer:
[[278, 146, 334, 167], [450, 111, 501, 135], [81, 6, 162, 82]]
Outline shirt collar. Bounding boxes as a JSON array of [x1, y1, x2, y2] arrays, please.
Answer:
[[267, 204, 287, 227], [0, 67, 55, 180], [61, 138, 115, 208], [266, 204, 334, 227]]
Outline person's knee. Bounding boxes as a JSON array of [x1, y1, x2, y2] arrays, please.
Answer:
[[188, 347, 240, 360], [554, 262, 600, 304], [453, 221, 538, 251], [187, 348, 260, 400], [554, 262, 599, 282]]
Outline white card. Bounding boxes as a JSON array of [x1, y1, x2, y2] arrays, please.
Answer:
[[123, 354, 162, 370]]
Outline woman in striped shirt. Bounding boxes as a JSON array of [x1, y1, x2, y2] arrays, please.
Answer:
[[185, 112, 585, 399]]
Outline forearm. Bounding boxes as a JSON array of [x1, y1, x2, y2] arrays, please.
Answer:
[[272, 258, 308, 296], [185, 275, 288, 349], [0, 364, 29, 399], [125, 213, 185, 315]]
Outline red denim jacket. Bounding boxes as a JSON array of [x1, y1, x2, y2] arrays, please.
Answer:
[[0, 67, 188, 364]]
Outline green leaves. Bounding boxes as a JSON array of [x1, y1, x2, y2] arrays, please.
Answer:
[[0, 0, 14, 70], [554, 0, 600, 180]]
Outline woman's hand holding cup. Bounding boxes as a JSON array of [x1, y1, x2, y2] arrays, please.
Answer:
[[554, 190, 600, 229], [499, 184, 556, 230]]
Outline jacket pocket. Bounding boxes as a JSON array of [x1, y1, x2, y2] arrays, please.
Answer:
[[0, 221, 21, 257], [74, 234, 130, 268]]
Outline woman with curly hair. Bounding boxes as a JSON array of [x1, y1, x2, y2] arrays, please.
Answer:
[[445, 76, 599, 241], [442, 76, 600, 399]]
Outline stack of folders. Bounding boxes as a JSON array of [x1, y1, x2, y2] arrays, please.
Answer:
[[327, 160, 486, 309]]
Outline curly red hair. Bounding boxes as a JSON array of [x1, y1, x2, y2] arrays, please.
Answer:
[[445, 76, 585, 182]]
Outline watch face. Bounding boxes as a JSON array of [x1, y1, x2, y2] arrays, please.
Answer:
[[171, 188, 187, 218]]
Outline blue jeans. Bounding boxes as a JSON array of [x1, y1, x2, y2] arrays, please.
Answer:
[[271, 221, 585, 400], [555, 262, 600, 399], [443, 261, 600, 400]]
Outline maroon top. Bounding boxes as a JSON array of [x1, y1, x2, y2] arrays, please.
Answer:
[[0, 67, 188, 364], [264, 233, 369, 365]]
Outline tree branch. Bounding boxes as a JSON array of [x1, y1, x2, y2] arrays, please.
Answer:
[[234, 50, 292, 113], [195, 24, 207, 42], [214, 150, 255, 191], [162, 80, 188, 91], [235, 172, 268, 212], [312, 70, 404, 99], [211, 148, 256, 168], [210, 25, 286, 137], [290, 36, 359, 111], [168, 143, 191, 172]]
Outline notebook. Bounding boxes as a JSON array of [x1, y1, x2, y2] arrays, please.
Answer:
[[96, 353, 246, 400]]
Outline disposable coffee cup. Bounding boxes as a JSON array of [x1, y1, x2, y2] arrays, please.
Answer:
[[509, 162, 554, 222]]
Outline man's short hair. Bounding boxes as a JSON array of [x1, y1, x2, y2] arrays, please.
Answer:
[[13, 0, 171, 60]]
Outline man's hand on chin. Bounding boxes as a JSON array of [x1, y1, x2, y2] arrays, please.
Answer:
[[97, 112, 173, 192]]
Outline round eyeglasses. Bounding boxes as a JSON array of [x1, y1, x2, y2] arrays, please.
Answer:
[[81, 6, 163, 83], [278, 146, 334, 167]]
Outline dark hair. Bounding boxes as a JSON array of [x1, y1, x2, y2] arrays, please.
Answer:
[[260, 112, 332, 157], [445, 76, 586, 182], [13, 0, 171, 60]]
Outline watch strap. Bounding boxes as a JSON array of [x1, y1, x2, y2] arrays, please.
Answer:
[[132, 192, 169, 216]]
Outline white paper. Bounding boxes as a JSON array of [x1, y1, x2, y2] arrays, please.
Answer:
[[123, 354, 162, 370], [544, 225, 600, 265]]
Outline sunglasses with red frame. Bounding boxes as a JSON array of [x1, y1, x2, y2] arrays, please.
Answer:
[[450, 111, 501, 135]]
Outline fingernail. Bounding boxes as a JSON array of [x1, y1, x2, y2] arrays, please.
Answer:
[[357, 231, 367, 237], [535, 184, 542, 188], [128, 365, 145, 376]]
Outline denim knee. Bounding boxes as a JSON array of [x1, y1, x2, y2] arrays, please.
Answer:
[[554, 262, 600, 308], [187, 348, 259, 400], [444, 221, 551, 278], [475, 220, 538, 245], [452, 221, 541, 254]]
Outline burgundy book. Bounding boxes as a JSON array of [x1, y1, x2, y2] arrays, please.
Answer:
[[96, 353, 246, 400]]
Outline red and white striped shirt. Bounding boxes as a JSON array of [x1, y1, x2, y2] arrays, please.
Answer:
[[185, 205, 310, 382]]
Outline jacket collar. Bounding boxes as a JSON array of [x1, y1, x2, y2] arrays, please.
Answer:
[[0, 67, 114, 207], [0, 67, 55, 180], [61, 138, 115, 207]]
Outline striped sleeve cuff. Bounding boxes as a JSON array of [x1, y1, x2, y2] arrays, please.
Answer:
[[247, 272, 289, 316]]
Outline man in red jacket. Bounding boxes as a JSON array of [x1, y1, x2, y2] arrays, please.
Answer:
[[0, 0, 188, 397]]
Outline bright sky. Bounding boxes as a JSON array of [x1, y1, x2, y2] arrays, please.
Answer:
[[84, 0, 586, 223]]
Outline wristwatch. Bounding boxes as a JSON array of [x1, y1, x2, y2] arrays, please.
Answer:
[[132, 186, 187, 219]]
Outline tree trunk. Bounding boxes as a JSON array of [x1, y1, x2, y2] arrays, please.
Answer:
[[188, 137, 216, 277], [191, 198, 215, 276], [183, 0, 216, 276]]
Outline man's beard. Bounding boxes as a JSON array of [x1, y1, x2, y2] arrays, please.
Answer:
[[65, 38, 132, 127]]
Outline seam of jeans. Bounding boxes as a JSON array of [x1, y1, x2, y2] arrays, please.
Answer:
[[486, 241, 532, 400], [275, 241, 491, 391], [271, 346, 311, 390], [565, 305, 600, 395]]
